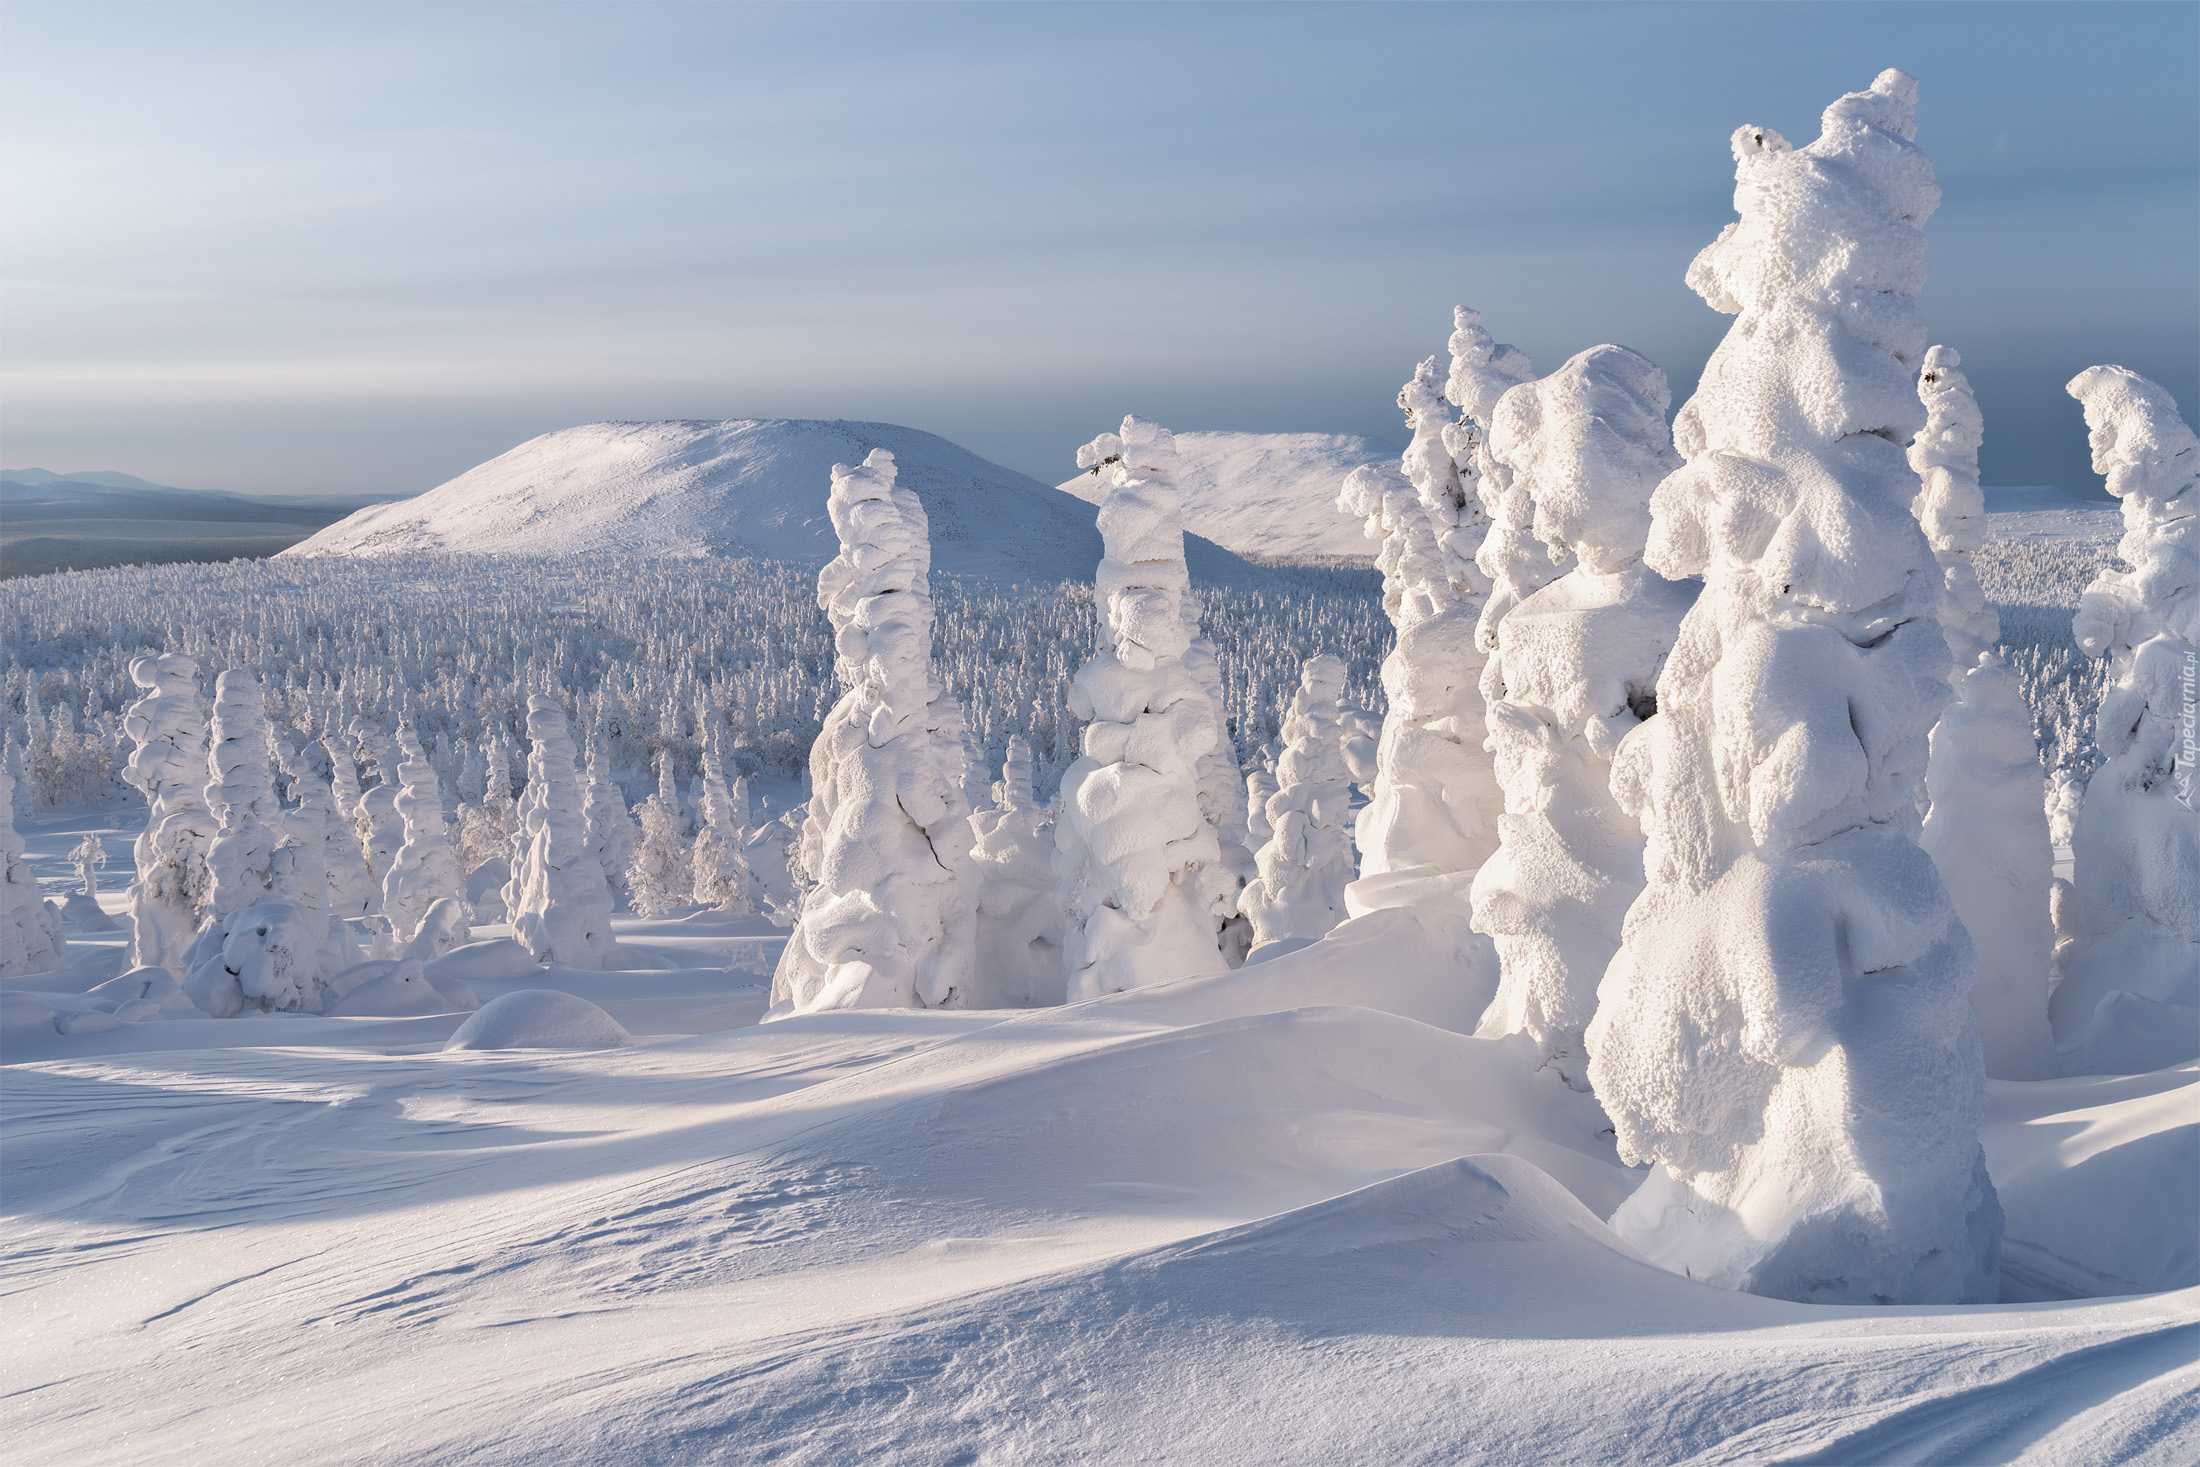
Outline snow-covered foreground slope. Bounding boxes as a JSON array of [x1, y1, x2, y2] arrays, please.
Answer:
[[5, 885, 2194, 1465], [284, 418, 1269, 585], [1058, 429, 1396, 561]]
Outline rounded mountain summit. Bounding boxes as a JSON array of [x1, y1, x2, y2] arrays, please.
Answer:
[[283, 418, 1359, 583]]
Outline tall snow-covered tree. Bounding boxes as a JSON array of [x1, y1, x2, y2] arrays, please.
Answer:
[[380, 719, 467, 951], [771, 449, 983, 1014], [508, 694, 618, 967], [203, 670, 297, 918], [0, 755, 62, 977], [120, 653, 214, 973], [2051, 365, 2199, 1073], [1241, 654, 1357, 948], [968, 736, 1065, 1005], [1055, 418, 1236, 998], [1910, 344, 2057, 1078], [1584, 71, 2003, 1305], [627, 749, 692, 918], [1467, 345, 1694, 1087], [583, 730, 638, 910], [690, 721, 754, 914]]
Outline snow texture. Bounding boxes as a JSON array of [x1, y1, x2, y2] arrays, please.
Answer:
[[1912, 345, 2058, 1078], [119, 653, 212, 973], [1585, 71, 2004, 1305], [1056, 418, 1237, 998], [508, 695, 619, 967], [968, 737, 1065, 1005], [771, 449, 983, 1014], [285, 417, 1272, 587], [2053, 365, 2200, 1073], [1241, 653, 1356, 947], [380, 720, 467, 951], [1056, 429, 1397, 561], [1469, 346, 1693, 1086]]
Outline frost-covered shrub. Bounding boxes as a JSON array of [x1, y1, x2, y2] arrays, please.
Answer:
[[508, 694, 618, 967], [1055, 419, 1237, 998], [120, 653, 213, 973], [1468, 345, 1692, 1086], [181, 901, 341, 1017], [1584, 71, 2002, 1305], [968, 737, 1065, 1005], [1911, 345, 2057, 1078], [1241, 654, 1356, 947], [772, 450, 982, 1014], [2051, 366, 2200, 1073]]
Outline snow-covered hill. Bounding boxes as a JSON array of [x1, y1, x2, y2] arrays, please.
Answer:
[[1058, 430, 1397, 562], [285, 419, 1269, 585]]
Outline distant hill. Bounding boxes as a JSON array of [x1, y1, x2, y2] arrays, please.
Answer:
[[1057, 430, 1395, 562], [0, 475, 397, 580], [285, 419, 1275, 586]]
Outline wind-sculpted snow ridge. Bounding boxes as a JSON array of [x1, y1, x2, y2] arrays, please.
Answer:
[[1056, 417, 1241, 998], [772, 449, 984, 1015], [2053, 366, 2200, 1075], [1585, 70, 2004, 1305], [285, 417, 1276, 587], [1056, 429, 1397, 561], [1913, 346, 2058, 1079], [1342, 312, 1531, 917], [1470, 345, 1694, 1088], [509, 695, 618, 967], [119, 652, 212, 973]]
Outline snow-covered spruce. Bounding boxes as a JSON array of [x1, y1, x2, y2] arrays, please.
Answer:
[[2052, 366, 2200, 1073], [968, 737, 1066, 1005], [690, 722, 754, 914], [1055, 418, 1237, 998], [0, 756, 62, 977], [1469, 346, 1694, 1085], [583, 731, 639, 910], [1910, 345, 2057, 1078], [284, 735, 373, 918], [203, 670, 306, 917], [348, 720, 405, 907], [626, 750, 691, 919], [120, 653, 214, 973], [1584, 71, 2003, 1305], [1342, 323, 1521, 911], [1178, 591, 1256, 965], [746, 806, 805, 928], [508, 694, 618, 967], [380, 720, 468, 954], [771, 449, 982, 1014], [1241, 654, 1357, 948]]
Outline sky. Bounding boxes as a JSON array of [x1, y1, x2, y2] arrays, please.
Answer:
[[2, 0, 2194, 499]]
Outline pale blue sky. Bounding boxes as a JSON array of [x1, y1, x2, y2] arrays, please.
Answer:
[[3, 1, 2193, 497]]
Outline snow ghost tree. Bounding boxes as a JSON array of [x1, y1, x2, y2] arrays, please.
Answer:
[[2052, 365, 2200, 1073], [1910, 345, 2057, 1078], [120, 653, 214, 973], [968, 737, 1066, 1005], [508, 694, 618, 967], [1583, 72, 2003, 1305], [0, 757, 62, 977], [1241, 654, 1357, 947], [690, 723, 754, 914], [771, 449, 983, 1015], [203, 670, 299, 918], [284, 736, 372, 919], [1343, 313, 1527, 912], [626, 749, 692, 919], [380, 720, 467, 951], [583, 732, 638, 910], [1055, 418, 1237, 998], [1468, 345, 1694, 1086]]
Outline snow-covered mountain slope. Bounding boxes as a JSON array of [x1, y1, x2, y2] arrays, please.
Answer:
[[285, 418, 1270, 585], [1058, 430, 1397, 562]]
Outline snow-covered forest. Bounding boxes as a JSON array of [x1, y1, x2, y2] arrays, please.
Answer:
[[4, 59, 2194, 1467]]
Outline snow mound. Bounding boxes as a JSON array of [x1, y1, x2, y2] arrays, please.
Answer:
[[1058, 429, 1394, 561], [443, 988, 632, 1051], [288, 418, 1272, 585]]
